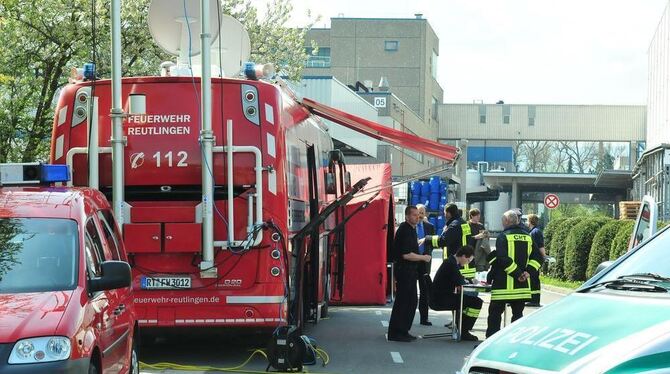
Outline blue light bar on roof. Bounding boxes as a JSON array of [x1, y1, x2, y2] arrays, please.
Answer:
[[0, 163, 70, 185], [40, 164, 70, 183]]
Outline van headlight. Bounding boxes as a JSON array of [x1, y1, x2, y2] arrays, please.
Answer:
[[9, 336, 71, 364]]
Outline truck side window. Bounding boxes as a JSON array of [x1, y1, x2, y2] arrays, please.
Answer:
[[97, 210, 121, 261], [85, 219, 106, 276]]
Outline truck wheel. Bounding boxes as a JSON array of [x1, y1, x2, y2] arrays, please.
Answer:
[[130, 336, 140, 374]]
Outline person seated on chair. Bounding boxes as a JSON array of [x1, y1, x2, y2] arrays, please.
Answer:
[[431, 245, 483, 341]]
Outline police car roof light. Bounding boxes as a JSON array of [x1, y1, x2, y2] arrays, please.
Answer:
[[0, 163, 70, 186]]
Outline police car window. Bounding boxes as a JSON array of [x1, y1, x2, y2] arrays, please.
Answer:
[[85, 219, 106, 276], [600, 226, 670, 281], [97, 211, 121, 261]]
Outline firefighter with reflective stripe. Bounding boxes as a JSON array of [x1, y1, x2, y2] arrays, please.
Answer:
[[485, 210, 543, 338], [426, 204, 472, 260], [432, 245, 483, 341]]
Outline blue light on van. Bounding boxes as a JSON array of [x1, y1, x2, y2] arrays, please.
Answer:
[[40, 164, 70, 183]]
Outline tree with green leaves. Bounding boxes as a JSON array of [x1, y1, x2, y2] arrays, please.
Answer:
[[0, 0, 316, 163]]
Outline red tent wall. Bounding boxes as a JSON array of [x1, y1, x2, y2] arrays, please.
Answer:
[[336, 163, 393, 305]]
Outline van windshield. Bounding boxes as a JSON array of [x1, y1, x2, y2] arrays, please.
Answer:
[[600, 226, 670, 282], [0, 218, 78, 293]]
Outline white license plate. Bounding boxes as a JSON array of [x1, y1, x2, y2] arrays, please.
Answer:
[[141, 276, 191, 289]]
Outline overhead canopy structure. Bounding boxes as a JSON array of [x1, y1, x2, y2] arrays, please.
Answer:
[[301, 98, 460, 163]]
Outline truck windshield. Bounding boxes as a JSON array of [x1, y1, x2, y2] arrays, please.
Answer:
[[0, 218, 78, 293], [599, 226, 670, 282]]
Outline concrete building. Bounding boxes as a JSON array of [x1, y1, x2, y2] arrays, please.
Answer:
[[439, 103, 646, 217], [633, 2, 670, 219], [304, 16, 443, 125], [302, 16, 444, 177]]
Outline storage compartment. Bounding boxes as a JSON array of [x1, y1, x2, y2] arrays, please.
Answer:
[[131, 206, 195, 223], [164, 223, 202, 253], [124, 223, 162, 253]]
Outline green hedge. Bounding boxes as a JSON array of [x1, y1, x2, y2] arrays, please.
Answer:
[[548, 217, 585, 279], [586, 220, 625, 278], [564, 217, 612, 281], [609, 220, 635, 260], [544, 217, 567, 255]]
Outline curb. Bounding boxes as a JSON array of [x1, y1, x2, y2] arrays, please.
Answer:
[[542, 284, 574, 295]]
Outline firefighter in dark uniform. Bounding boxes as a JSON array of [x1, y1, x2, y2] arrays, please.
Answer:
[[388, 206, 432, 342], [415, 204, 435, 326], [485, 210, 544, 338], [426, 204, 474, 281], [432, 245, 483, 341]]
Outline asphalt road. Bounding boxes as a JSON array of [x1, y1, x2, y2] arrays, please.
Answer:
[[139, 252, 569, 374]]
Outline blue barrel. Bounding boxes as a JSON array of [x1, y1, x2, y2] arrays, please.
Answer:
[[420, 181, 430, 196], [439, 203, 445, 212], [411, 196, 420, 206], [429, 192, 440, 210], [437, 216, 445, 232], [410, 181, 421, 198], [429, 176, 441, 194], [440, 182, 448, 196], [440, 194, 448, 203], [430, 216, 438, 229]]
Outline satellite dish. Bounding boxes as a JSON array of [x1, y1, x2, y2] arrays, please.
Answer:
[[192, 14, 251, 77], [148, 0, 220, 65]]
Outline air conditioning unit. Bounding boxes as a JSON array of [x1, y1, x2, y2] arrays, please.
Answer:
[[477, 161, 489, 173]]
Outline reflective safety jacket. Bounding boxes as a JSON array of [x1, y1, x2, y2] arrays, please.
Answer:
[[488, 225, 543, 301], [430, 217, 470, 258]]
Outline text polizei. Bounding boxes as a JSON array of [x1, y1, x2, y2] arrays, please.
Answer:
[[505, 325, 599, 356]]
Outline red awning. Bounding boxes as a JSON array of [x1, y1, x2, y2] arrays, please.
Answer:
[[301, 98, 460, 162]]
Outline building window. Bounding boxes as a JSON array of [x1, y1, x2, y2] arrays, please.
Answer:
[[478, 105, 486, 124], [431, 97, 438, 121], [305, 47, 331, 68], [384, 41, 399, 51], [503, 105, 510, 124], [431, 50, 438, 79], [528, 105, 536, 126]]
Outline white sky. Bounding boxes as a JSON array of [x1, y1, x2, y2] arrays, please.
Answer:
[[255, 0, 668, 105]]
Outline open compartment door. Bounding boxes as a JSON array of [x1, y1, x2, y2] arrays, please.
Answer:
[[301, 98, 460, 162]]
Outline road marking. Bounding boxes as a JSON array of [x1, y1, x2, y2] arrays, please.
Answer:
[[375, 311, 382, 315], [381, 321, 389, 327], [390, 352, 404, 364]]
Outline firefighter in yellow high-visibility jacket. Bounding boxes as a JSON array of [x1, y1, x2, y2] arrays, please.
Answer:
[[426, 204, 475, 281], [485, 210, 544, 338]]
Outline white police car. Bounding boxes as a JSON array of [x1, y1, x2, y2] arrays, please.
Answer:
[[461, 196, 670, 373]]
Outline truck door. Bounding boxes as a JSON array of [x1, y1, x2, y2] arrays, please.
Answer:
[[305, 145, 320, 322]]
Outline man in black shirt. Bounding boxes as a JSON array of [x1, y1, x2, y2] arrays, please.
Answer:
[[388, 205, 432, 342], [432, 245, 483, 341]]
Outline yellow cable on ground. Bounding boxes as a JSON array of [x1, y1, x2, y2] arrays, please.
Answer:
[[315, 348, 330, 366], [139, 347, 336, 373]]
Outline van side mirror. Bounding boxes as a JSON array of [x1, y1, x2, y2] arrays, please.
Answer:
[[594, 261, 613, 275], [89, 261, 131, 293]]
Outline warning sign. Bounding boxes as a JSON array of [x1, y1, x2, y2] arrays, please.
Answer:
[[544, 194, 560, 209]]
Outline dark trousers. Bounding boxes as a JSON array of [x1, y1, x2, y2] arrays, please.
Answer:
[[530, 271, 541, 304], [486, 299, 525, 338], [388, 266, 418, 337], [417, 261, 430, 322], [431, 292, 483, 333]]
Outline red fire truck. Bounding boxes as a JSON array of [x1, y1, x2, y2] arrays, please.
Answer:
[[50, 72, 456, 333], [48, 4, 457, 334]]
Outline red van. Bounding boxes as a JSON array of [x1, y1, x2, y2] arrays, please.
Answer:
[[0, 164, 138, 373]]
